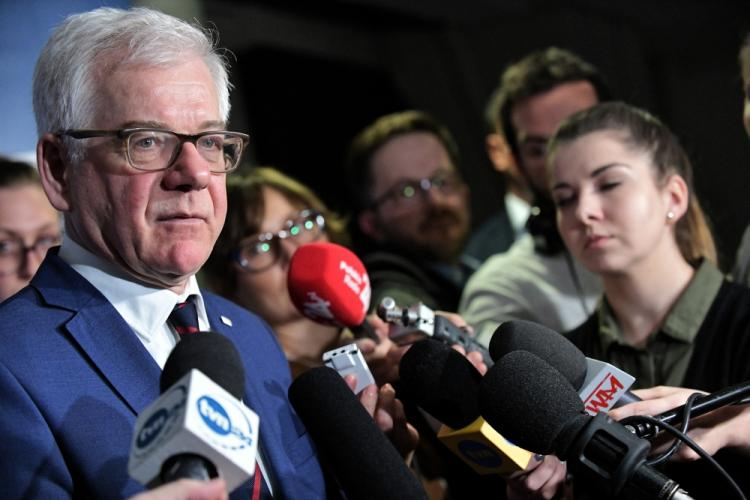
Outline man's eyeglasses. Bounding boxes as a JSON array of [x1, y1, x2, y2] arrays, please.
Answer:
[[0, 234, 61, 275], [370, 171, 465, 209], [231, 210, 325, 272], [58, 128, 250, 173]]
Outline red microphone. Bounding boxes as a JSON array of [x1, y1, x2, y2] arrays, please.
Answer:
[[288, 242, 378, 341]]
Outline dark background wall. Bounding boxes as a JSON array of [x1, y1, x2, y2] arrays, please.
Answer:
[[206, 0, 750, 270], [4, 1, 750, 269]]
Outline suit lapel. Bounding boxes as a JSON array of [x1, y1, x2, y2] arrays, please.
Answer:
[[33, 253, 162, 415], [205, 302, 275, 425], [66, 302, 162, 414]]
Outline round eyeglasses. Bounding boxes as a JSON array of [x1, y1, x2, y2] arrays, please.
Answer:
[[58, 128, 250, 173], [231, 210, 326, 271], [370, 170, 465, 210], [0, 234, 61, 275]]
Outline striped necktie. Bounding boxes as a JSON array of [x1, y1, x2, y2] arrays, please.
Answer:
[[168, 295, 200, 336]]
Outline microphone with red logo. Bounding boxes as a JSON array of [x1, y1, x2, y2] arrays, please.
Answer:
[[479, 350, 691, 500], [288, 242, 379, 342], [489, 320, 640, 415]]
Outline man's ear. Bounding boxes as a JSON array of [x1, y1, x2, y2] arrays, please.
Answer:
[[358, 209, 384, 242], [37, 134, 72, 212], [485, 133, 516, 174]]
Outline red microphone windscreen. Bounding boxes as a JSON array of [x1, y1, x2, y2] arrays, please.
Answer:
[[287, 242, 370, 327]]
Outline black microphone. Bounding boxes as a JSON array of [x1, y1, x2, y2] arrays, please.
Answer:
[[398, 339, 532, 475], [626, 380, 750, 439], [479, 350, 691, 500], [398, 338, 482, 430], [490, 320, 641, 414], [128, 332, 259, 492], [288, 366, 427, 500], [160, 330, 245, 396]]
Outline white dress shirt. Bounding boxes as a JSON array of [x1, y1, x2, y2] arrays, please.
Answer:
[[58, 234, 209, 368]]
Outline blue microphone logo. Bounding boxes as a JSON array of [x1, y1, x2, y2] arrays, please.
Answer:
[[197, 396, 231, 435], [196, 394, 256, 451], [136, 408, 168, 448], [135, 385, 187, 451], [457, 440, 503, 468]]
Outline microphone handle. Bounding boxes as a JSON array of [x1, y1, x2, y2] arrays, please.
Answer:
[[627, 464, 693, 500], [616, 390, 643, 406], [433, 316, 493, 367], [567, 413, 691, 499], [160, 453, 217, 483], [629, 380, 750, 439]]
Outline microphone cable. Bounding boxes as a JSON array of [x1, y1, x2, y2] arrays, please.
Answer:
[[644, 393, 701, 467], [620, 397, 746, 500]]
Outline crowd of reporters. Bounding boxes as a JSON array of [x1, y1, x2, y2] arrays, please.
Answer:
[[2, 5, 750, 500]]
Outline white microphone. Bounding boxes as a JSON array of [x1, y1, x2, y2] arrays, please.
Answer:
[[579, 357, 638, 415], [128, 332, 259, 492]]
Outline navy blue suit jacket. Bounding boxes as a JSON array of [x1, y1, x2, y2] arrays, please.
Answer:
[[0, 252, 326, 499]]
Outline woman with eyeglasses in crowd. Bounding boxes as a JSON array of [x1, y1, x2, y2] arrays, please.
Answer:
[[204, 166, 429, 382], [204, 166, 367, 377], [203, 166, 426, 467], [204, 167, 493, 495], [0, 157, 61, 302]]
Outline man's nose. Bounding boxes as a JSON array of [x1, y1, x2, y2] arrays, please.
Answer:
[[162, 142, 212, 191]]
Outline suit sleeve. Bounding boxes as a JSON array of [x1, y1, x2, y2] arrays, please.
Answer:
[[0, 362, 73, 498]]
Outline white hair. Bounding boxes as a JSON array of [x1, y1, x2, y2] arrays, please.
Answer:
[[33, 7, 232, 160]]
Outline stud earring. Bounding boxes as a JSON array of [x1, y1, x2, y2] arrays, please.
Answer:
[[667, 211, 675, 221]]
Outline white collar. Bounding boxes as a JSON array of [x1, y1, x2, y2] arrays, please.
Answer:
[[505, 192, 532, 236], [58, 234, 208, 343]]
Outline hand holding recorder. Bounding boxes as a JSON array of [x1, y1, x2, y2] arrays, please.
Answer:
[[377, 296, 493, 367]]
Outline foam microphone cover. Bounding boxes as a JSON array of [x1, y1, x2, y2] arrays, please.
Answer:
[[479, 350, 587, 456], [288, 242, 370, 327], [398, 339, 482, 429], [489, 320, 587, 389], [160, 331, 245, 399], [288, 366, 427, 500]]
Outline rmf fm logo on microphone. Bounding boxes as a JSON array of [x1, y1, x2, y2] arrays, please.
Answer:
[[338, 259, 370, 312]]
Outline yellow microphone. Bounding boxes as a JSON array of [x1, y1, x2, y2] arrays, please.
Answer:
[[399, 339, 532, 476]]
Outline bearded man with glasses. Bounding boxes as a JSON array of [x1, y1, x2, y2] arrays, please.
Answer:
[[0, 7, 328, 499], [345, 110, 475, 313], [346, 111, 507, 500]]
